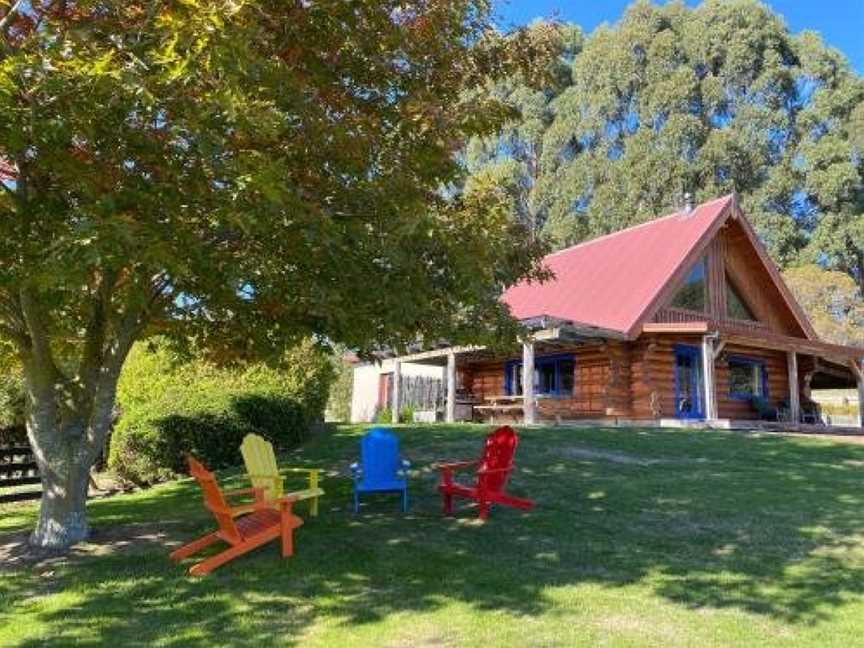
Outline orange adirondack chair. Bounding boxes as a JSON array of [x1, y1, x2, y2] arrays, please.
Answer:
[[436, 426, 535, 520], [169, 457, 304, 576]]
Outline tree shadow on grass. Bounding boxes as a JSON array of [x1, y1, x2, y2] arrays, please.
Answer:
[[3, 424, 864, 645]]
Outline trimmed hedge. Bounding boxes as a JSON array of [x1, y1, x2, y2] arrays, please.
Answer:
[[109, 339, 335, 485]]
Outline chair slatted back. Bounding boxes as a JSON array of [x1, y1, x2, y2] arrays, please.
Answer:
[[240, 433, 282, 500], [360, 427, 402, 486], [188, 456, 242, 544], [477, 426, 518, 493]]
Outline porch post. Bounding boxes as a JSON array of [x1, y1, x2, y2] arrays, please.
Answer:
[[522, 340, 535, 425], [701, 335, 718, 420], [446, 351, 456, 423], [787, 351, 800, 424], [391, 360, 401, 424]]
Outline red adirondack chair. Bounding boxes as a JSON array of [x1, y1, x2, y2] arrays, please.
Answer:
[[169, 457, 304, 576], [436, 426, 535, 520]]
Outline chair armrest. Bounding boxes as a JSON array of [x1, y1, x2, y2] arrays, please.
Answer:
[[248, 474, 283, 486], [281, 467, 321, 490], [276, 495, 298, 519], [436, 460, 479, 472], [477, 465, 513, 476], [350, 462, 361, 479], [224, 487, 263, 498]]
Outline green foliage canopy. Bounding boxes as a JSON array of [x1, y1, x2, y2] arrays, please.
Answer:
[[0, 0, 553, 548], [784, 264, 864, 347]]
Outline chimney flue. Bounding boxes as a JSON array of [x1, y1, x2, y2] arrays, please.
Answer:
[[683, 192, 693, 214]]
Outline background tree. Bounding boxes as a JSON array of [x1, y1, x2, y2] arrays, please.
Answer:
[[468, 1, 864, 299], [0, 0, 550, 549], [462, 21, 581, 240], [784, 265, 864, 347], [325, 347, 356, 423]]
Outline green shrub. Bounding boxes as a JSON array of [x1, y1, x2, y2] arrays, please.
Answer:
[[373, 406, 413, 424], [109, 338, 335, 485], [0, 347, 25, 430]]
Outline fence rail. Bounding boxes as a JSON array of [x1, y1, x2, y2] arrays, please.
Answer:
[[0, 432, 42, 504]]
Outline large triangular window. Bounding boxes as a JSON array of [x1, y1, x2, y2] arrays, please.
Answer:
[[726, 277, 757, 321], [669, 258, 707, 312]]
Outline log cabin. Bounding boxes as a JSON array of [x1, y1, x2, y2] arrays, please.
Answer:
[[355, 194, 864, 429]]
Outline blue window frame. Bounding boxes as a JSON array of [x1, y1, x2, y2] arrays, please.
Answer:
[[674, 344, 704, 419], [728, 355, 768, 401], [504, 353, 575, 397]]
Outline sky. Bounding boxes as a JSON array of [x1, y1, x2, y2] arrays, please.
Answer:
[[493, 0, 864, 73]]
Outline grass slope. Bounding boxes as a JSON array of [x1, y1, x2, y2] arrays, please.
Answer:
[[2, 424, 864, 647]]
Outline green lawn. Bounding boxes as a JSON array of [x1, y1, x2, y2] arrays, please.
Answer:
[[3, 424, 864, 646]]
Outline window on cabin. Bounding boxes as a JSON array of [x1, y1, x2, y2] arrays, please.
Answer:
[[506, 355, 575, 397], [728, 357, 767, 400], [726, 278, 757, 321], [670, 258, 707, 312]]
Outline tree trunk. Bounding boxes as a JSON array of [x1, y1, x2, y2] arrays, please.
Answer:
[[24, 361, 124, 550], [11, 278, 156, 551], [28, 431, 92, 549]]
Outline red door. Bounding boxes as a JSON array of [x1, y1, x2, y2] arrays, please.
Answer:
[[378, 373, 393, 409]]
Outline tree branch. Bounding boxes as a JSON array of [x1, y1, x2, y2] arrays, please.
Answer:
[[18, 285, 64, 385], [0, 0, 26, 37], [77, 268, 118, 402]]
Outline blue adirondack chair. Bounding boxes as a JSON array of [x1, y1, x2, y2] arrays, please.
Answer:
[[350, 427, 410, 513]]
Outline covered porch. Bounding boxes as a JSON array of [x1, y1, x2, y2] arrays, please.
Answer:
[[384, 319, 864, 431], [385, 317, 624, 426]]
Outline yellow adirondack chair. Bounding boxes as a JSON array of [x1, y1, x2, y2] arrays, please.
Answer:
[[240, 433, 324, 516]]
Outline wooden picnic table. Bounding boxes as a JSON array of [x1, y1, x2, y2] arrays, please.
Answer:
[[483, 394, 524, 404], [475, 395, 525, 422]]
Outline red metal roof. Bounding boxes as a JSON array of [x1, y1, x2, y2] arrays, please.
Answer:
[[502, 194, 734, 336]]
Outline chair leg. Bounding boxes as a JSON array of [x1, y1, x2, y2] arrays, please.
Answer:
[[281, 523, 294, 558], [354, 490, 360, 514], [442, 493, 453, 516], [188, 541, 262, 576], [478, 500, 490, 521], [169, 532, 220, 562], [401, 490, 408, 513], [310, 496, 319, 517]]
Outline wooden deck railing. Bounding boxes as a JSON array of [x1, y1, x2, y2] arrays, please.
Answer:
[[653, 307, 769, 334]]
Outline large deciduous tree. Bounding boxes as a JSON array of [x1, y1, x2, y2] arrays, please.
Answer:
[[0, 1, 550, 549]]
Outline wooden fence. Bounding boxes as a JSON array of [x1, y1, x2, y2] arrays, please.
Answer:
[[0, 427, 41, 504]]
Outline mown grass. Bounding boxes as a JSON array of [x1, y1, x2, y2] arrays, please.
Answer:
[[3, 424, 864, 646]]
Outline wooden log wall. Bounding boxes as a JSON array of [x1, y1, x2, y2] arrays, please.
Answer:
[[602, 340, 632, 417]]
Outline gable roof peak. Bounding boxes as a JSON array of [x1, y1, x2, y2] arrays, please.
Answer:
[[502, 194, 736, 336]]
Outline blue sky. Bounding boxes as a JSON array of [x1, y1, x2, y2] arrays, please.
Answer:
[[493, 1, 864, 72]]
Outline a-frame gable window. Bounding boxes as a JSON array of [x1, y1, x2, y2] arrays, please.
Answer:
[[726, 277, 757, 321], [669, 257, 707, 312]]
